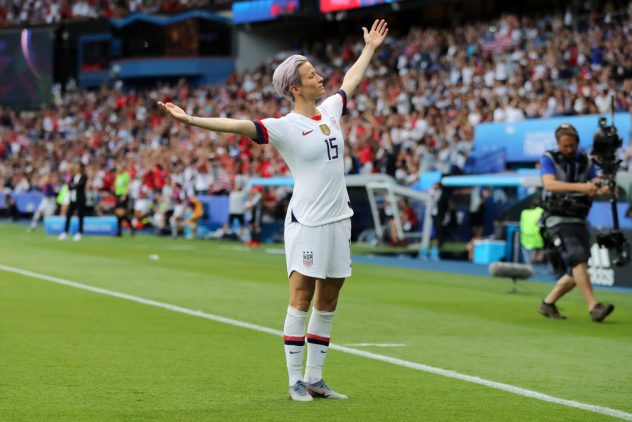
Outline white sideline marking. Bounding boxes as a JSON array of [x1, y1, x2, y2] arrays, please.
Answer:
[[164, 245, 196, 251], [264, 248, 285, 255], [343, 343, 407, 347], [1, 263, 631, 421], [227, 246, 251, 252]]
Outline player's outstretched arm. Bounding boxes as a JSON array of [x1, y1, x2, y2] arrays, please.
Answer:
[[157, 101, 259, 140], [340, 19, 388, 97]]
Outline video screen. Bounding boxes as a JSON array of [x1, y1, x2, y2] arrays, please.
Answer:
[[320, 0, 395, 13], [233, 0, 299, 24], [0, 28, 53, 109]]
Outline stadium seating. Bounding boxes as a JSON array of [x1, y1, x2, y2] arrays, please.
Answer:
[[2, 1, 632, 242]]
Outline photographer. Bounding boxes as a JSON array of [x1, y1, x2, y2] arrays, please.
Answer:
[[538, 124, 614, 322]]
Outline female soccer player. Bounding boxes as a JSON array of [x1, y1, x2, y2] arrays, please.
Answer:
[[158, 19, 388, 401]]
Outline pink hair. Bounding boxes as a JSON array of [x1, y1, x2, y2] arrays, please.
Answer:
[[272, 54, 308, 102]]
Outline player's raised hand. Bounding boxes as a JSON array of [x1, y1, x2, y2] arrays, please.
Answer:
[[157, 101, 190, 124], [362, 19, 388, 50]]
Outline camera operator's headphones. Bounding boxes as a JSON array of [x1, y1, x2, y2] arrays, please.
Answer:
[[554, 124, 580, 144]]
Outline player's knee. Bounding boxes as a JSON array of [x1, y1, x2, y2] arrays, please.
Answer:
[[315, 297, 338, 312], [559, 275, 575, 288], [289, 289, 313, 312], [289, 296, 311, 312]]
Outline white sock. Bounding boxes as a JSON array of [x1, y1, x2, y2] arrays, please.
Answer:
[[304, 308, 335, 384], [284, 305, 307, 386]]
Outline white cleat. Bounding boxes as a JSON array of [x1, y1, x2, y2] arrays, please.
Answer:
[[306, 380, 348, 399], [58, 232, 67, 241], [288, 381, 313, 402], [72, 233, 82, 241]]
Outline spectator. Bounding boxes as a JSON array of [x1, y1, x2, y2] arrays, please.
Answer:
[[114, 162, 135, 237], [520, 197, 545, 263], [223, 178, 247, 240], [185, 195, 204, 239], [28, 173, 57, 232], [58, 163, 87, 241], [245, 185, 264, 247], [466, 187, 490, 261]]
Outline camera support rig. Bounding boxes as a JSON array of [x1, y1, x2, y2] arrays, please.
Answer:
[[591, 97, 630, 266]]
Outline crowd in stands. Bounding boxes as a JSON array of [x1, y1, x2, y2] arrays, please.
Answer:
[[0, 0, 207, 26], [2, 2, 632, 236]]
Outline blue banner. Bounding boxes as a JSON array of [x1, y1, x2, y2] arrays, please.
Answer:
[[474, 113, 631, 163], [0, 191, 44, 213], [233, 0, 299, 24], [196, 195, 229, 227], [45, 216, 118, 236]]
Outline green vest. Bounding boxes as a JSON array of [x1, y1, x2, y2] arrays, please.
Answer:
[[520, 207, 544, 249], [57, 184, 69, 205], [114, 172, 130, 196]]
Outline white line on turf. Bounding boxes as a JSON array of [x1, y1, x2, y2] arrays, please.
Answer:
[[227, 246, 251, 252], [343, 343, 407, 347], [1, 263, 630, 421], [164, 245, 196, 251], [264, 248, 285, 255]]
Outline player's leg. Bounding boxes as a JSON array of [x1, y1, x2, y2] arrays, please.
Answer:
[[60, 202, 76, 240], [304, 277, 347, 398], [540, 273, 574, 319], [285, 271, 316, 401], [237, 214, 245, 239], [77, 202, 85, 234], [170, 205, 184, 237], [539, 224, 576, 319], [283, 221, 326, 401], [115, 196, 126, 236], [30, 200, 46, 231], [564, 225, 614, 322], [305, 219, 350, 399], [572, 261, 615, 321], [126, 207, 136, 235], [544, 273, 575, 304]]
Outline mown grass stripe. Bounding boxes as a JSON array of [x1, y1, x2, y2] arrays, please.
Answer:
[[1, 263, 630, 421]]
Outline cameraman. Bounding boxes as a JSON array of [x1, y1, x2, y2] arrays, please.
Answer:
[[538, 124, 614, 322]]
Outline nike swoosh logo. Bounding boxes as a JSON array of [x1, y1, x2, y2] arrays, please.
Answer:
[[302, 130, 313, 136], [320, 350, 327, 354], [289, 351, 300, 354]]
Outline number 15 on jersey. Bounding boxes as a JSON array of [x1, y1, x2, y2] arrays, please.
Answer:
[[324, 137, 338, 161]]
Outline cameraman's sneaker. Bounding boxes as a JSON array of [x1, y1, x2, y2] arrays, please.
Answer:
[[288, 381, 313, 402], [590, 303, 614, 323], [538, 301, 566, 320], [306, 379, 348, 399]]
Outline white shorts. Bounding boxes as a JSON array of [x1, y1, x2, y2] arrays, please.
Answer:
[[284, 218, 352, 279]]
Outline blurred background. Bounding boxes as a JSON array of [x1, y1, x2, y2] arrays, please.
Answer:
[[1, 0, 632, 288]]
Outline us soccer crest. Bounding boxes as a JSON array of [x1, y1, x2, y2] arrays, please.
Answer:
[[303, 251, 313, 267], [319, 124, 331, 136]]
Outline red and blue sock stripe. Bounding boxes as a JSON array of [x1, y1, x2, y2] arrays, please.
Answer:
[[284, 335, 305, 346], [306, 333, 330, 347]]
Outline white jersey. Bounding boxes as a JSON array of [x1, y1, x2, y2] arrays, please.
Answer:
[[253, 90, 354, 227]]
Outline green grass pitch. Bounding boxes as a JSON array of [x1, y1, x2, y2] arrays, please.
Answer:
[[1, 223, 631, 421]]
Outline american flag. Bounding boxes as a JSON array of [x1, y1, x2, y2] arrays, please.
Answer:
[[480, 31, 514, 54], [303, 251, 313, 268]]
